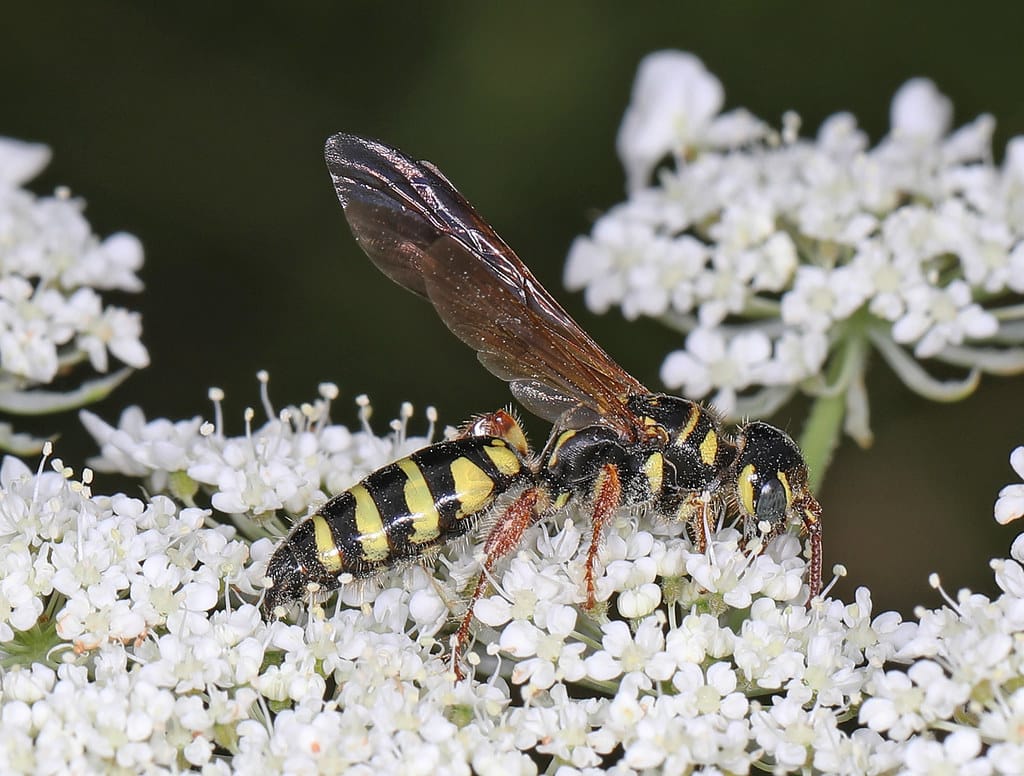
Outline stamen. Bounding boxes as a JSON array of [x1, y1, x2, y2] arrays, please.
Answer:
[[31, 441, 53, 509], [356, 394, 373, 434], [819, 563, 847, 598], [929, 572, 962, 613], [425, 406, 438, 442], [317, 382, 339, 431], [208, 387, 225, 437], [394, 401, 414, 446], [243, 407, 255, 449], [257, 370, 274, 420]]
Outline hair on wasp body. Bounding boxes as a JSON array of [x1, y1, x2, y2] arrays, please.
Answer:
[[262, 133, 823, 678]]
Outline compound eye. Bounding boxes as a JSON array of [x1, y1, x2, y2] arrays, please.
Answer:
[[754, 478, 789, 526]]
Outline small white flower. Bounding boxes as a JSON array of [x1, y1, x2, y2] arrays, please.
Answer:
[[891, 280, 998, 358], [660, 328, 772, 415], [63, 232, 145, 292], [584, 617, 669, 683], [764, 329, 828, 385], [665, 611, 734, 665], [564, 215, 651, 314], [81, 405, 202, 480], [889, 78, 953, 143], [0, 137, 51, 185], [693, 251, 755, 327], [781, 265, 869, 332], [673, 661, 748, 718], [751, 693, 819, 770], [995, 446, 1024, 524], [901, 729, 991, 776], [617, 51, 724, 192], [849, 239, 919, 321]]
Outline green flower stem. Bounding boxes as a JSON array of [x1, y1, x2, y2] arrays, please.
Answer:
[[992, 302, 1024, 320], [799, 329, 868, 493], [800, 390, 845, 494]]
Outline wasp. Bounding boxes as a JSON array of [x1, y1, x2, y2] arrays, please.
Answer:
[[263, 134, 822, 675]]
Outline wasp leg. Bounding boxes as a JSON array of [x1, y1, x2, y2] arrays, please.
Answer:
[[452, 486, 547, 679], [583, 463, 623, 609], [678, 490, 714, 554], [798, 495, 823, 599]]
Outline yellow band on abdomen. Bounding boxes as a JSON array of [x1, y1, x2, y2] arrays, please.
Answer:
[[352, 484, 389, 562], [398, 458, 442, 545], [312, 514, 343, 573], [450, 456, 494, 519]]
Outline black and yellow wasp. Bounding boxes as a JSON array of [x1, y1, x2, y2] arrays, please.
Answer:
[[263, 134, 823, 674]]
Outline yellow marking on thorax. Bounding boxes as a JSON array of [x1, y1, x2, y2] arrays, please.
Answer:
[[547, 429, 577, 469], [677, 405, 701, 445], [642, 415, 670, 444], [311, 514, 343, 573], [699, 429, 718, 466], [777, 470, 793, 511], [643, 452, 664, 496], [552, 491, 571, 510], [449, 456, 495, 519], [738, 463, 757, 517], [398, 458, 441, 545], [483, 441, 521, 477], [352, 484, 389, 562]]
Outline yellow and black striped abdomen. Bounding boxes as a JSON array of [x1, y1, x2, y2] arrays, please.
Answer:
[[323, 437, 528, 573], [263, 436, 531, 612]]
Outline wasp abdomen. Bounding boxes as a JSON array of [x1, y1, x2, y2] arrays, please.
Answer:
[[263, 435, 531, 613]]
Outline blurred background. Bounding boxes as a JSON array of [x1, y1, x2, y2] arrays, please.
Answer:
[[4, 3, 1023, 614]]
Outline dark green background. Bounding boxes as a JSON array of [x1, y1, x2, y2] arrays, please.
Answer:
[[5, 3, 1023, 614]]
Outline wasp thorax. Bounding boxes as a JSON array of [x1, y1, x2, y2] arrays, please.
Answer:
[[733, 421, 808, 526], [626, 394, 699, 440]]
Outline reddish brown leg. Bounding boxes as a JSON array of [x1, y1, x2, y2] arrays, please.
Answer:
[[682, 491, 713, 555], [799, 495, 823, 599], [452, 487, 544, 679], [584, 464, 623, 610]]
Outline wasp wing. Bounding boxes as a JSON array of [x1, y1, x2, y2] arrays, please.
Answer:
[[324, 133, 646, 435]]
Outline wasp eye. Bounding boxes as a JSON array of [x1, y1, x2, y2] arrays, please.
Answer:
[[754, 477, 789, 525]]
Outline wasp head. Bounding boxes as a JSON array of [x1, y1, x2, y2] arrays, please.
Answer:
[[733, 421, 818, 534]]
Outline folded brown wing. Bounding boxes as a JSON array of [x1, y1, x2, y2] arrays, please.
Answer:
[[324, 133, 646, 436]]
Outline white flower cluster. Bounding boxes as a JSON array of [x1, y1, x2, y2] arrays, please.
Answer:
[[566, 52, 1024, 442], [0, 397, 533, 773], [5, 52, 1024, 770], [80, 375, 434, 533], [0, 137, 148, 453], [0, 376, 1019, 771]]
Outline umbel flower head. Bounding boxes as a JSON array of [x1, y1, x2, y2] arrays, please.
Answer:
[[567, 51, 1024, 465], [0, 376, 1014, 773], [4, 51, 1024, 773], [0, 137, 149, 453]]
